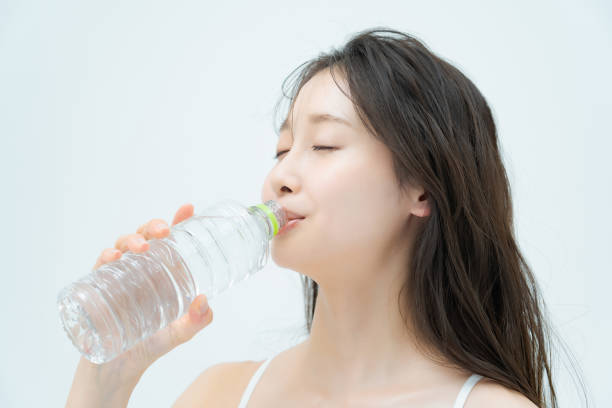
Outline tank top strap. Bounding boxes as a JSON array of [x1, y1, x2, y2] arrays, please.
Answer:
[[237, 354, 276, 408], [238, 358, 483, 408], [452, 373, 484, 408]]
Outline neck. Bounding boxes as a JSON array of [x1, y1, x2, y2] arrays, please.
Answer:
[[295, 257, 458, 398]]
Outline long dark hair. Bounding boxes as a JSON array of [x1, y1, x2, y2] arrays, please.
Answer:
[[272, 28, 588, 408]]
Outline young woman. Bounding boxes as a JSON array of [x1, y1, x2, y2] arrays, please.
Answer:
[[66, 28, 582, 407]]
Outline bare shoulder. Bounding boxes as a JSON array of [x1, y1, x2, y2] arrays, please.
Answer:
[[172, 360, 265, 408], [465, 378, 539, 408]]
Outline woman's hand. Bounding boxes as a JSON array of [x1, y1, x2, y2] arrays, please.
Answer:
[[66, 203, 214, 407]]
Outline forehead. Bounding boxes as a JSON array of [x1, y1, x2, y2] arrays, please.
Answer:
[[278, 70, 360, 136]]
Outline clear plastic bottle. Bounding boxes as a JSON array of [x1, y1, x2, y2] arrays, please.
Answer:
[[57, 199, 287, 364]]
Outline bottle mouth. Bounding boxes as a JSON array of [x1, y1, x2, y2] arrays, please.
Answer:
[[249, 200, 287, 236]]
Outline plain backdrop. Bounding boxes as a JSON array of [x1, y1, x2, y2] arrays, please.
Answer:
[[1, 0, 610, 406]]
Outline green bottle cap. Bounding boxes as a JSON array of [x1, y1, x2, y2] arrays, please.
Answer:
[[253, 203, 280, 236]]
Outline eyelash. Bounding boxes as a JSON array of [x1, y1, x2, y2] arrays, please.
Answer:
[[274, 146, 335, 160]]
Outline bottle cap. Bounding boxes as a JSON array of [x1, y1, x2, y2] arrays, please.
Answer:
[[251, 200, 286, 236]]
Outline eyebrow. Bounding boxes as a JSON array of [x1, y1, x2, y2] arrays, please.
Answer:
[[278, 113, 353, 133]]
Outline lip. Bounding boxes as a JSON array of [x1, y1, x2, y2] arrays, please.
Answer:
[[282, 206, 306, 221], [277, 218, 304, 236]]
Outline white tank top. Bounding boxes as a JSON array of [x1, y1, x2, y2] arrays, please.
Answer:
[[237, 354, 484, 408]]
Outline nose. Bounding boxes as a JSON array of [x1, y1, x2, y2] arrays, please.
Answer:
[[268, 155, 301, 198], [262, 177, 297, 209]]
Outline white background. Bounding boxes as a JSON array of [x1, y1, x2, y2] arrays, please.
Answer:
[[1, 0, 610, 406]]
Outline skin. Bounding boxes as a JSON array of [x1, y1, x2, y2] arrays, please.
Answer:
[[65, 203, 214, 408], [256, 68, 480, 405], [252, 69, 536, 407], [67, 68, 537, 408]]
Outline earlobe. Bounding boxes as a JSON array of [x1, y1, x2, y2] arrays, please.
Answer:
[[414, 205, 430, 218], [414, 192, 431, 218], [402, 185, 431, 218]]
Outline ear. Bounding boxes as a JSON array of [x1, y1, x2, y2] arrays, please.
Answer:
[[407, 187, 431, 218]]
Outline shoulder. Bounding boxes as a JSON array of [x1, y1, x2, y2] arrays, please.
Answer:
[[465, 377, 539, 408], [172, 360, 265, 408]]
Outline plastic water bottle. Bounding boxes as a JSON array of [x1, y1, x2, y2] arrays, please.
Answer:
[[57, 199, 287, 364]]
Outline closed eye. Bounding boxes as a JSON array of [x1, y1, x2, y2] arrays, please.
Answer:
[[274, 146, 335, 160]]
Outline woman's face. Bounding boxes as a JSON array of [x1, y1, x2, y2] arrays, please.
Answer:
[[261, 69, 426, 286]]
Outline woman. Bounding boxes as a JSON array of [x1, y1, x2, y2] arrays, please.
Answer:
[[66, 28, 580, 407]]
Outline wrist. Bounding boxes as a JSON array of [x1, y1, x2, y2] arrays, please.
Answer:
[[65, 357, 144, 408]]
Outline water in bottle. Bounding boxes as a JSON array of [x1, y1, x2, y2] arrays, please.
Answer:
[[57, 199, 287, 364]]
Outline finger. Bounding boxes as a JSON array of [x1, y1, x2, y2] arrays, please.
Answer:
[[175, 294, 213, 345], [188, 294, 211, 324], [92, 248, 122, 270], [115, 233, 149, 253], [137, 218, 170, 240], [172, 203, 194, 226], [148, 295, 213, 360]]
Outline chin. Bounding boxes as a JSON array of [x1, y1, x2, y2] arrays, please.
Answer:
[[270, 246, 312, 271]]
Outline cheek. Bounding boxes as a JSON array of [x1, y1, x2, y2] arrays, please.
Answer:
[[269, 147, 401, 267], [311, 159, 395, 250]]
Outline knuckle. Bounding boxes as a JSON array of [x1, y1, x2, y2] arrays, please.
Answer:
[[128, 233, 148, 250], [114, 234, 130, 250], [105, 248, 121, 261], [151, 218, 166, 225], [149, 219, 168, 234]]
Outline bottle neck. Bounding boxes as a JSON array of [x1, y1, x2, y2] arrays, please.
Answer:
[[248, 201, 286, 239]]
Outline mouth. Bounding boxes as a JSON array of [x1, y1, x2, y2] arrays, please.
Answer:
[[281, 207, 306, 222], [278, 217, 305, 236]]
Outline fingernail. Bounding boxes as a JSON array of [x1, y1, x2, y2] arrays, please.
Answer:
[[156, 224, 169, 233], [199, 298, 209, 315]]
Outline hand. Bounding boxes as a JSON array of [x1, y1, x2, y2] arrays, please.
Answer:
[[83, 203, 213, 385]]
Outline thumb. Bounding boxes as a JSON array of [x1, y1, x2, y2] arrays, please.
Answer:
[[188, 294, 213, 327], [143, 295, 213, 365], [170, 294, 213, 348]]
